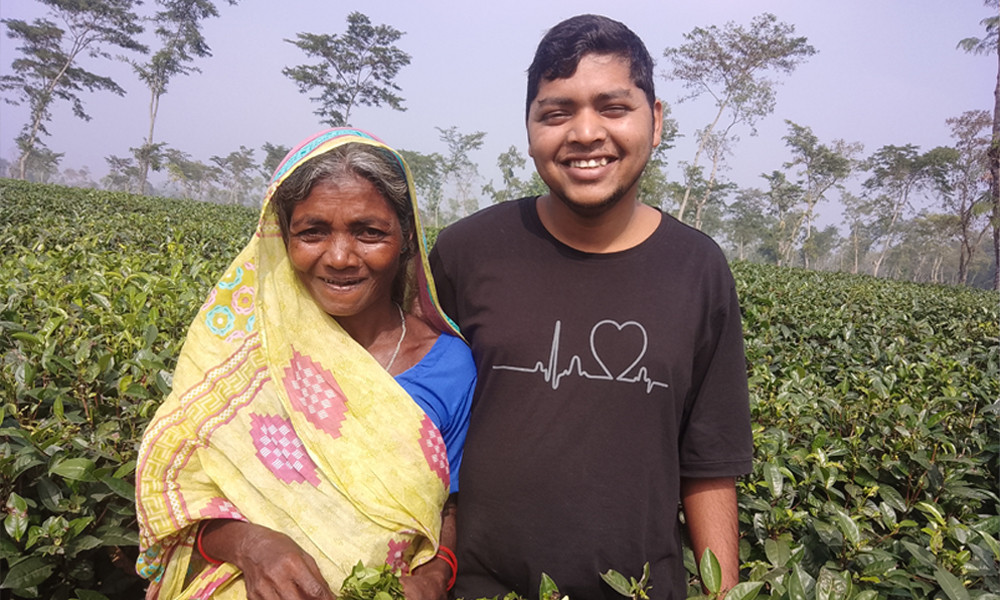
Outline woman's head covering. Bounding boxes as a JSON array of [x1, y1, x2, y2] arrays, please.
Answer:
[[135, 129, 457, 599], [265, 127, 460, 335]]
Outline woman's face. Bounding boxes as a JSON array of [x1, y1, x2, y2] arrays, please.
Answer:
[[286, 174, 404, 324]]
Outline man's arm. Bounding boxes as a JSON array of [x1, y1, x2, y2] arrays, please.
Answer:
[[680, 476, 740, 595]]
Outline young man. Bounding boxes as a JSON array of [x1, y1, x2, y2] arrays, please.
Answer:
[[429, 14, 753, 600]]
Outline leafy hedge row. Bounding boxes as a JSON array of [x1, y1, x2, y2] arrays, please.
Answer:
[[1, 180, 257, 599], [1, 180, 997, 600], [730, 265, 999, 600]]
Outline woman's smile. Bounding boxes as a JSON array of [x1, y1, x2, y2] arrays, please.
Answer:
[[287, 174, 404, 328]]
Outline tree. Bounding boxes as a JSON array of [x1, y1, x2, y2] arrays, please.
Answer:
[[725, 187, 773, 261], [760, 169, 805, 266], [862, 144, 947, 277], [884, 213, 958, 283], [210, 145, 257, 205], [779, 121, 860, 268], [130, 0, 235, 194], [437, 126, 486, 219], [482, 146, 547, 205], [0, 0, 147, 180], [105, 142, 166, 193], [840, 190, 879, 274], [941, 111, 992, 285], [663, 12, 816, 222], [103, 153, 142, 191], [958, 0, 1000, 289], [283, 12, 411, 127], [164, 147, 219, 201], [57, 165, 97, 188], [20, 146, 64, 183], [800, 224, 841, 271], [637, 103, 679, 210], [259, 141, 290, 180], [691, 128, 733, 231], [398, 149, 447, 228]]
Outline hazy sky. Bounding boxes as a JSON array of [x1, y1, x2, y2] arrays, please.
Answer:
[[0, 0, 993, 224]]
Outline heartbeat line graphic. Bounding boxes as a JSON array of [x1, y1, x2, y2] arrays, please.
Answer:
[[493, 320, 670, 394]]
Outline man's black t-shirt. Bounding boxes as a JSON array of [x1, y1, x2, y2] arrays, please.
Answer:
[[430, 198, 753, 600]]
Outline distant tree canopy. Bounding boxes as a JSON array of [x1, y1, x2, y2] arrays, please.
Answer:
[[129, 0, 237, 194], [283, 11, 411, 127], [1, 6, 995, 287], [0, 0, 147, 180], [663, 12, 817, 224]]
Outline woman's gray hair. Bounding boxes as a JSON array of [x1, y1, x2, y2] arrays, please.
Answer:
[[271, 143, 414, 251], [271, 142, 416, 304]]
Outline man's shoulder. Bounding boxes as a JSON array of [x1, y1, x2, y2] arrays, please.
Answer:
[[654, 213, 729, 262], [435, 197, 534, 246]]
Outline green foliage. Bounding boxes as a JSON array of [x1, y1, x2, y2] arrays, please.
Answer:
[[662, 12, 817, 223], [602, 562, 651, 599], [482, 146, 548, 205], [0, 0, 147, 180], [338, 562, 406, 600], [283, 11, 412, 127], [436, 126, 487, 219], [0, 179, 255, 599], [1, 180, 997, 599], [730, 262, 999, 599]]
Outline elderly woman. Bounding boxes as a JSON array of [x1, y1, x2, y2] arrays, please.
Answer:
[[135, 129, 475, 600]]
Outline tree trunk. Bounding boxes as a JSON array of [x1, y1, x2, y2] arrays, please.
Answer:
[[992, 36, 1000, 290], [693, 131, 728, 231], [801, 214, 814, 270], [18, 97, 53, 180], [677, 103, 725, 223], [872, 251, 887, 279], [851, 228, 860, 274], [138, 86, 162, 195], [17, 49, 79, 180]]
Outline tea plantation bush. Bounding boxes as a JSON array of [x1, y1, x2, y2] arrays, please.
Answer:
[[1, 180, 997, 600]]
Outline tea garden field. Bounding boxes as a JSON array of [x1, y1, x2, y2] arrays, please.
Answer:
[[1, 179, 998, 600]]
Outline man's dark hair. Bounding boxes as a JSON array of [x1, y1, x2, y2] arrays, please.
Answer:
[[526, 14, 656, 120]]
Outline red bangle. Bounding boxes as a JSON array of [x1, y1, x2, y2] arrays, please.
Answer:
[[196, 521, 224, 566], [436, 545, 457, 590]]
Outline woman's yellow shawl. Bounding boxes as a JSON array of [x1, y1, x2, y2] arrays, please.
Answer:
[[135, 129, 461, 599]]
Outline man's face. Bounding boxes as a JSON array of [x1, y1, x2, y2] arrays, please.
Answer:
[[527, 53, 662, 217]]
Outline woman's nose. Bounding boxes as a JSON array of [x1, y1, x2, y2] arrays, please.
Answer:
[[324, 235, 361, 268]]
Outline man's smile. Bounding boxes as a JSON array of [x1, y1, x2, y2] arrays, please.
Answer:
[[567, 157, 611, 169]]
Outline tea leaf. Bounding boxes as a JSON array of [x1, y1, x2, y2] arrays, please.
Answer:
[[0, 557, 56, 590], [934, 566, 971, 600], [49, 458, 96, 482], [699, 548, 722, 595], [724, 582, 764, 600], [599, 569, 632, 597]]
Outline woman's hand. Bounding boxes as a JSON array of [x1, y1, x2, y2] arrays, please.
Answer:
[[201, 519, 336, 600], [401, 493, 458, 600], [400, 557, 450, 600]]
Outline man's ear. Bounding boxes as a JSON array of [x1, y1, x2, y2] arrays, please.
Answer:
[[652, 99, 664, 148]]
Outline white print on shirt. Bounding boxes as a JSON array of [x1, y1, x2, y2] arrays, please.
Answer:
[[493, 319, 670, 394]]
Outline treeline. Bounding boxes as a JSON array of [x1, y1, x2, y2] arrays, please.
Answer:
[[2, 2, 997, 288]]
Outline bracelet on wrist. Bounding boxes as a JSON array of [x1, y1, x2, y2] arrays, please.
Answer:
[[436, 545, 457, 591], [196, 521, 225, 566]]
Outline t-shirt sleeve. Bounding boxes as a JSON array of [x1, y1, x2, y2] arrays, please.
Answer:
[[678, 279, 754, 479]]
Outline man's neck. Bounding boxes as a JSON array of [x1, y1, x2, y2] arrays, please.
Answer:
[[535, 194, 661, 254]]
